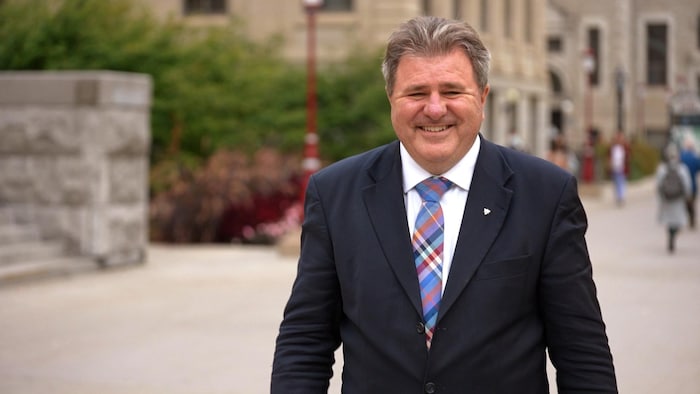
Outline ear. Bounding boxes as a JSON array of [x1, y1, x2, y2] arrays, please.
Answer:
[[480, 85, 490, 119], [480, 84, 490, 105]]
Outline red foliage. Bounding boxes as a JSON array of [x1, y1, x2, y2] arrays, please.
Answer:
[[150, 148, 303, 244]]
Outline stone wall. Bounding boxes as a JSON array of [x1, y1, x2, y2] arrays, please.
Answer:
[[0, 71, 152, 266]]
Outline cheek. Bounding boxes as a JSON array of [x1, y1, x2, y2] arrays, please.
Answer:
[[392, 103, 416, 124]]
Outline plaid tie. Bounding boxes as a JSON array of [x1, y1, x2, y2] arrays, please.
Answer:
[[413, 176, 452, 349]]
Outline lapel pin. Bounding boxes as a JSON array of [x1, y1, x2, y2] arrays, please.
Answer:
[[483, 208, 491, 216]]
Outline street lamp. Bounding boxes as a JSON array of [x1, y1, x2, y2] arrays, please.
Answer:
[[581, 48, 596, 183], [300, 0, 323, 209]]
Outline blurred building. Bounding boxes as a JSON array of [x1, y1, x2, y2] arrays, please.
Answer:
[[547, 0, 700, 149], [143, 0, 550, 156]]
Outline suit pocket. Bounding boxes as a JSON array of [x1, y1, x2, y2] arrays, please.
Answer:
[[474, 254, 530, 281]]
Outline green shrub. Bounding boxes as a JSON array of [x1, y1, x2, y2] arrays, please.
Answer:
[[628, 137, 660, 181]]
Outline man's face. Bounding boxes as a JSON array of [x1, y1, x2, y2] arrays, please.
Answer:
[[389, 48, 489, 175]]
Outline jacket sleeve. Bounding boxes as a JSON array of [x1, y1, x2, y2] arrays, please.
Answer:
[[271, 175, 342, 394], [539, 176, 618, 393]]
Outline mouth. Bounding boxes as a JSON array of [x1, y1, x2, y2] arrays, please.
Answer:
[[419, 125, 451, 133]]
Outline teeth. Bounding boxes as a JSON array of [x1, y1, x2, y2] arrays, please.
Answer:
[[422, 126, 448, 132]]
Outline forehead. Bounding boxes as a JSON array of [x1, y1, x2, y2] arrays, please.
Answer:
[[395, 49, 475, 87]]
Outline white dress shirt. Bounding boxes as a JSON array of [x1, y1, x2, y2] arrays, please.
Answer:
[[401, 136, 480, 294]]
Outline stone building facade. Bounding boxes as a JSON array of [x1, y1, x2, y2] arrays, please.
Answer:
[[547, 0, 700, 149], [144, 0, 550, 156], [0, 71, 152, 267]]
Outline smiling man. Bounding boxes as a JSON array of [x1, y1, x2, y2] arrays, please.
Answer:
[[272, 16, 617, 394]]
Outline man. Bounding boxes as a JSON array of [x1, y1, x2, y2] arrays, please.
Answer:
[[272, 16, 617, 393]]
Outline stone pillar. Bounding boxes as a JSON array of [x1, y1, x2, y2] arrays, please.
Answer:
[[535, 95, 549, 158], [0, 71, 152, 266], [491, 89, 508, 146]]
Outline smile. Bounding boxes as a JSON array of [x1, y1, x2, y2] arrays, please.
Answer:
[[420, 126, 450, 132]]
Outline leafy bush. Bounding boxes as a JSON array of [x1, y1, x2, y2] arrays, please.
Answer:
[[317, 50, 394, 161], [149, 148, 302, 243], [628, 137, 660, 180]]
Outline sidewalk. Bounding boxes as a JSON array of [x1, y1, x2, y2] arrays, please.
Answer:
[[0, 177, 698, 394]]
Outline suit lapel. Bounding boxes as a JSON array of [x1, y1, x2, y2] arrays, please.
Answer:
[[438, 138, 514, 321], [363, 142, 423, 316]]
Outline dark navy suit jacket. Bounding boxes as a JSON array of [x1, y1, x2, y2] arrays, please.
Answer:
[[272, 136, 617, 393]]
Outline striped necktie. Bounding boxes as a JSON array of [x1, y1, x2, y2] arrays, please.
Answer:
[[413, 176, 452, 349]]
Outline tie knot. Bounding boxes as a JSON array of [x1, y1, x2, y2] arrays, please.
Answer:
[[415, 177, 453, 202]]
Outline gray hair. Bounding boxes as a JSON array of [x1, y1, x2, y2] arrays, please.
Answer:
[[382, 16, 491, 96]]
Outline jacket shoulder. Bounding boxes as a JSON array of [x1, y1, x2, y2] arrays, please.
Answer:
[[313, 141, 398, 184]]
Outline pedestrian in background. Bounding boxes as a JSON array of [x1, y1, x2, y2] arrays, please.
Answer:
[[609, 130, 629, 206], [272, 16, 617, 393], [679, 135, 699, 229], [656, 143, 692, 253]]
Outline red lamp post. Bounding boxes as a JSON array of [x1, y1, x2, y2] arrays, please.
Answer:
[[581, 48, 596, 183], [299, 0, 323, 210]]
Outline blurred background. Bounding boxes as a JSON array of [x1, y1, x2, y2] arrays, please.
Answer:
[[1, 2, 699, 393]]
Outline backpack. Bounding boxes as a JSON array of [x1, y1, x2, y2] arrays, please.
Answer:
[[659, 166, 684, 200]]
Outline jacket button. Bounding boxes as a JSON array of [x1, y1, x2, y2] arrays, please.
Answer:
[[416, 322, 425, 334], [424, 382, 437, 393]]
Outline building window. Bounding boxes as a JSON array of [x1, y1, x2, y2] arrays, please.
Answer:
[[646, 23, 668, 86], [183, 0, 226, 15], [480, 0, 489, 32], [321, 0, 352, 12], [524, 0, 533, 43], [547, 37, 563, 53], [587, 27, 601, 86], [504, 0, 512, 38]]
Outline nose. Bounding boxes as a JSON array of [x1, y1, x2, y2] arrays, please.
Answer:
[[423, 92, 447, 119]]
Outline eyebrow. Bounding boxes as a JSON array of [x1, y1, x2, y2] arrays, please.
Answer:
[[403, 82, 469, 92]]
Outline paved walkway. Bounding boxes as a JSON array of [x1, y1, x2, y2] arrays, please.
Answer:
[[0, 178, 699, 393]]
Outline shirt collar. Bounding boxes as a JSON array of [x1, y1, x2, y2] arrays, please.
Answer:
[[400, 135, 481, 193]]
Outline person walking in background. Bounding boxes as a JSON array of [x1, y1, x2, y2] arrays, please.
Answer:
[[656, 143, 692, 253], [679, 136, 699, 229], [609, 130, 629, 206], [272, 16, 617, 393]]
